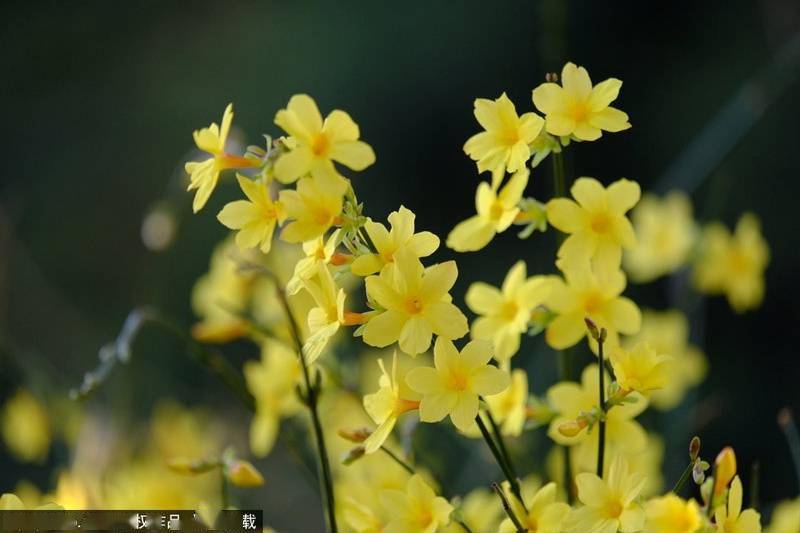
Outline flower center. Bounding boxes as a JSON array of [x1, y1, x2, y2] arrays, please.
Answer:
[[570, 103, 587, 123], [503, 127, 521, 146], [582, 292, 604, 315], [606, 499, 623, 519], [313, 207, 333, 226], [525, 516, 538, 531], [448, 370, 469, 391], [500, 300, 519, 321], [416, 510, 433, 528], [393, 398, 420, 416], [590, 213, 611, 234], [311, 133, 331, 156], [490, 201, 505, 221], [404, 297, 424, 315], [728, 248, 751, 274]]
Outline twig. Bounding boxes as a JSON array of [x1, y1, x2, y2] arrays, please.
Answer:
[[492, 482, 526, 532]]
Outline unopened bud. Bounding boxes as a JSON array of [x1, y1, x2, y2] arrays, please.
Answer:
[[167, 457, 220, 475], [338, 427, 372, 443], [226, 460, 265, 488], [689, 436, 701, 461], [713, 447, 737, 494], [558, 418, 588, 437], [342, 446, 366, 466], [692, 461, 707, 485], [545, 72, 559, 83], [584, 318, 600, 341]]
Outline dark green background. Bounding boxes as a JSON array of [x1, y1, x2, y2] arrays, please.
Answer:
[[2, 1, 799, 529]]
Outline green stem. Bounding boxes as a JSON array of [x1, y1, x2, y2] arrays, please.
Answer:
[[484, 406, 520, 483], [220, 468, 229, 509], [379, 446, 415, 476], [671, 462, 693, 495], [552, 150, 566, 201], [273, 280, 338, 533], [476, 414, 526, 510], [778, 408, 800, 492], [597, 338, 606, 478], [492, 482, 526, 533]]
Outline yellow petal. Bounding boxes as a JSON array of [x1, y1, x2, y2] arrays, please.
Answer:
[[424, 301, 468, 340], [351, 254, 384, 277], [398, 316, 433, 355], [420, 261, 458, 303], [571, 177, 607, 212], [532, 83, 567, 115], [323, 109, 360, 141], [405, 367, 445, 394], [460, 339, 493, 369], [561, 62, 592, 100], [363, 309, 407, 348], [330, 140, 376, 171], [546, 312, 585, 349], [546, 198, 587, 233], [589, 107, 631, 132], [419, 392, 458, 423], [250, 413, 279, 457], [285, 94, 323, 137], [606, 179, 641, 214], [364, 417, 396, 454], [545, 113, 576, 136], [407, 231, 440, 258], [465, 283, 503, 314], [450, 393, 479, 432], [274, 146, 313, 184], [446, 216, 496, 252], [587, 78, 622, 112], [470, 366, 510, 396], [217, 201, 258, 230]]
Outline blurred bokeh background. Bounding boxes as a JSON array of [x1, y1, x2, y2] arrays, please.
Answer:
[[2, 0, 800, 530]]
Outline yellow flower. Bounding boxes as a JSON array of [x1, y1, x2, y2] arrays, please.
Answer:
[[405, 338, 510, 432], [362, 249, 468, 356], [244, 339, 302, 457], [624, 191, 697, 282], [302, 264, 360, 364], [443, 487, 503, 532], [644, 494, 702, 533], [500, 482, 570, 533], [446, 168, 529, 252], [466, 260, 553, 362], [463, 93, 544, 177], [567, 455, 645, 533], [544, 263, 641, 350], [185, 103, 258, 213], [532, 62, 631, 141], [190, 238, 253, 343], [217, 174, 286, 253], [226, 460, 265, 488], [610, 342, 671, 394], [0, 493, 61, 510], [547, 177, 640, 274], [286, 229, 346, 295], [692, 213, 769, 313], [351, 206, 440, 277], [273, 94, 375, 186], [279, 174, 345, 243], [380, 474, 453, 533], [485, 368, 528, 437], [547, 365, 647, 456], [624, 310, 707, 410], [765, 497, 800, 533], [714, 476, 762, 533], [1, 389, 50, 463], [363, 353, 421, 454]]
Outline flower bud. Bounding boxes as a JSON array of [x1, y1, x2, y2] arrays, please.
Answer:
[[342, 446, 366, 465], [584, 318, 600, 341], [227, 460, 265, 488], [713, 446, 737, 495], [689, 436, 701, 461], [558, 418, 588, 437], [338, 427, 372, 443], [167, 457, 219, 475]]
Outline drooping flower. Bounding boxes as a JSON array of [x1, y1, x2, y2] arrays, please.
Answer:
[[244, 340, 302, 457], [466, 260, 553, 362], [185, 104, 258, 213], [363, 353, 421, 454], [302, 264, 363, 363], [532, 62, 631, 141], [544, 262, 641, 350], [546, 177, 640, 274], [362, 249, 468, 356], [624, 191, 697, 283], [273, 94, 375, 186], [644, 494, 703, 533], [624, 310, 707, 411], [405, 338, 510, 432], [499, 482, 570, 533], [286, 230, 345, 295], [610, 342, 671, 395], [713, 476, 762, 532], [463, 93, 544, 178], [380, 474, 453, 533], [446, 168, 529, 252], [217, 174, 285, 253], [566, 455, 646, 533], [1, 389, 50, 464], [692, 213, 769, 313], [351, 206, 440, 277], [547, 365, 648, 461], [279, 174, 345, 243]]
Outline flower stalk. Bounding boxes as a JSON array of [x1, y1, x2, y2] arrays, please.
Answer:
[[476, 414, 526, 511], [492, 482, 525, 533]]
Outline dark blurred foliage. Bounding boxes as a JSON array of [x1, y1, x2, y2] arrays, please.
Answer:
[[2, 0, 800, 527]]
